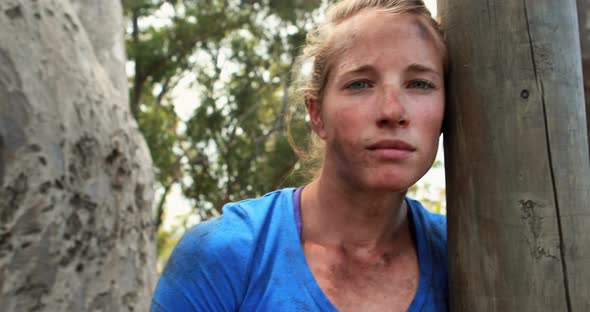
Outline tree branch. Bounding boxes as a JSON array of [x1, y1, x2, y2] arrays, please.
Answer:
[[154, 182, 173, 230], [131, 8, 142, 118]]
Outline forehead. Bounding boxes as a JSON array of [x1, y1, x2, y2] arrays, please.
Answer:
[[329, 10, 443, 72]]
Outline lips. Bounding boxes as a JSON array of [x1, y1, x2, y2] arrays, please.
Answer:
[[367, 139, 416, 151], [367, 139, 416, 160]]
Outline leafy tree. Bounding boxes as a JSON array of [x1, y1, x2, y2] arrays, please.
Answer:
[[124, 0, 323, 234], [124, 1, 445, 267]]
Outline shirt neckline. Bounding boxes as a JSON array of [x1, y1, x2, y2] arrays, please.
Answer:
[[288, 187, 431, 311]]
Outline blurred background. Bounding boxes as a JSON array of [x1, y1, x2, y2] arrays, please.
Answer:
[[122, 0, 444, 271]]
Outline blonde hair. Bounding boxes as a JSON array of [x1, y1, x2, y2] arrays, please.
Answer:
[[287, 0, 447, 180]]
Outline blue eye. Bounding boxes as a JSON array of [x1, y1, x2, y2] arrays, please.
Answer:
[[407, 80, 435, 89], [346, 80, 372, 90]]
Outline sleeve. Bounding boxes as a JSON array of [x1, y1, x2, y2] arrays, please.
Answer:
[[150, 212, 253, 312]]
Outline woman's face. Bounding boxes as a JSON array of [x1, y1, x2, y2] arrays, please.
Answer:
[[309, 9, 445, 192]]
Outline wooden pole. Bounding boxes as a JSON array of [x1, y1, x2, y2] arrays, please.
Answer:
[[577, 0, 590, 153], [437, 0, 590, 311]]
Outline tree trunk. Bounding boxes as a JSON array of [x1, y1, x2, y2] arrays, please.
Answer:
[[438, 0, 590, 311], [0, 1, 156, 311], [576, 0, 590, 154]]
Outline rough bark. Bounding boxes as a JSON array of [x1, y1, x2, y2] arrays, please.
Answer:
[[438, 0, 590, 311], [0, 1, 156, 311]]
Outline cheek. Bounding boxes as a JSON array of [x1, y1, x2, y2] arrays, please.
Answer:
[[418, 97, 444, 129], [413, 101, 444, 144], [325, 105, 367, 139]]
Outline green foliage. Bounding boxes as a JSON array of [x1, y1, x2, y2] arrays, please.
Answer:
[[125, 0, 323, 253], [156, 227, 181, 272], [180, 2, 318, 218], [136, 98, 179, 185], [126, 0, 446, 265]]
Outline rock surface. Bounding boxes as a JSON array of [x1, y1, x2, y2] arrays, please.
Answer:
[[0, 1, 156, 311]]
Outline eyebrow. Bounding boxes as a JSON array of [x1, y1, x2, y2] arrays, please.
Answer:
[[339, 63, 442, 79], [341, 64, 376, 76], [406, 63, 442, 78]]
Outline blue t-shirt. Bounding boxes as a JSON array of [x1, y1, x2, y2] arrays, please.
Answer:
[[151, 188, 448, 311]]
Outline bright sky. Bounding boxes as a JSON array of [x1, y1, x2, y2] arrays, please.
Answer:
[[161, 0, 444, 230]]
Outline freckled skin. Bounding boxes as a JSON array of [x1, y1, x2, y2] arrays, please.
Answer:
[[312, 13, 444, 193], [304, 218, 419, 312], [302, 8, 445, 312]]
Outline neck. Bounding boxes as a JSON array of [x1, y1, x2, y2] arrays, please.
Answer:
[[300, 176, 409, 252]]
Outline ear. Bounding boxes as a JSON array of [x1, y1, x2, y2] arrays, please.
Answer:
[[306, 96, 326, 139]]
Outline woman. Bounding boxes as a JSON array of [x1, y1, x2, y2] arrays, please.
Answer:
[[151, 0, 448, 311]]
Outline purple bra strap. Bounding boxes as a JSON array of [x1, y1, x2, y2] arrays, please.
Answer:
[[293, 186, 304, 238]]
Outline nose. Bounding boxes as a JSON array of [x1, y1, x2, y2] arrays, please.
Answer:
[[377, 86, 408, 128]]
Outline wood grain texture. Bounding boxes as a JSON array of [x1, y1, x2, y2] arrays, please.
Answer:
[[437, 0, 590, 310], [577, 0, 590, 154]]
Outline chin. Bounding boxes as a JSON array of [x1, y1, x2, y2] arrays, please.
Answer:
[[333, 161, 426, 193], [361, 174, 418, 193]]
